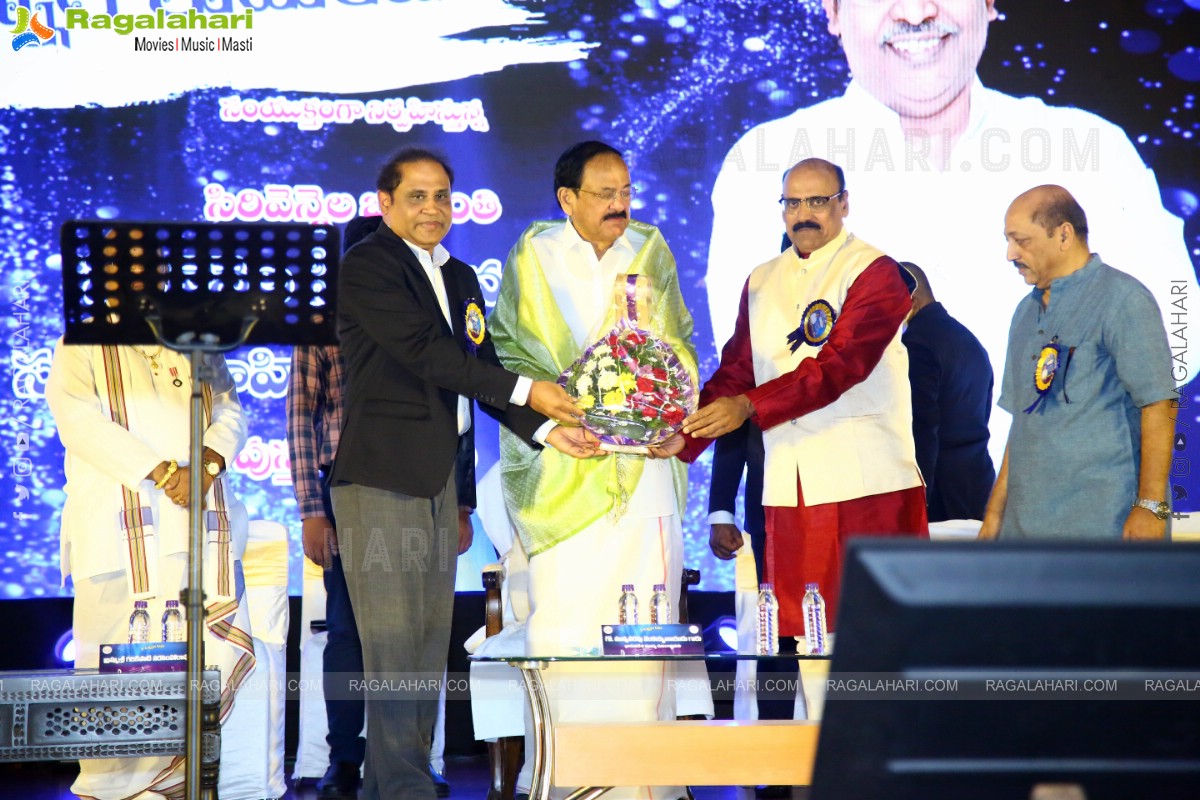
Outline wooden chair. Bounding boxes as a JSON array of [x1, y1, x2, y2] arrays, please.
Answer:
[[481, 566, 702, 800]]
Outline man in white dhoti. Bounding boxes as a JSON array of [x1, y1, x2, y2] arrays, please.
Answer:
[[490, 140, 705, 800], [46, 342, 254, 800]]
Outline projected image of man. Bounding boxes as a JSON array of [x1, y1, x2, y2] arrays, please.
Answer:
[[706, 0, 1198, 455]]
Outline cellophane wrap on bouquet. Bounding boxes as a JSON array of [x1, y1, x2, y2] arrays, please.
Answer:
[[559, 274, 697, 452]]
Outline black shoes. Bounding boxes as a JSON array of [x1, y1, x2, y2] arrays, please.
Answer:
[[316, 762, 360, 800], [429, 764, 451, 797], [314, 761, 448, 798]]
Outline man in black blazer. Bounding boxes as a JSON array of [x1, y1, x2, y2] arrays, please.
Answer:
[[901, 262, 996, 522], [330, 148, 595, 800]]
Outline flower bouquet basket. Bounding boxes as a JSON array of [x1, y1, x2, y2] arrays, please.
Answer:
[[558, 275, 696, 454]]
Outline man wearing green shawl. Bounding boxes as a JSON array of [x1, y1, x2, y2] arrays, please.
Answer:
[[490, 141, 701, 800]]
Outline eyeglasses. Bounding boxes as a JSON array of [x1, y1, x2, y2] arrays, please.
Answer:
[[575, 187, 636, 203], [779, 190, 846, 212]]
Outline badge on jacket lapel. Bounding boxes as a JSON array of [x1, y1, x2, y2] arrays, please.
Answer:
[[464, 300, 485, 354], [787, 299, 837, 353]]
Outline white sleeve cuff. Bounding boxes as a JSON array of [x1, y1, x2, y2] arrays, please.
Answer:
[[510, 376, 532, 406], [533, 419, 557, 446], [707, 510, 736, 526]]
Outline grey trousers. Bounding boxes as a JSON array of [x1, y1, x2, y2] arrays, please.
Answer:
[[332, 477, 458, 800]]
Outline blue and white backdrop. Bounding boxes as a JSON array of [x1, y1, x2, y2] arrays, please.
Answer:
[[2, 0, 1198, 597]]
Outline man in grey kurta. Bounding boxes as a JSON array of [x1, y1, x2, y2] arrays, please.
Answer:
[[979, 185, 1176, 540]]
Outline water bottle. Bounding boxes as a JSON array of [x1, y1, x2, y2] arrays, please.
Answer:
[[128, 600, 150, 644], [802, 582, 828, 656], [650, 583, 672, 624], [162, 600, 184, 642], [756, 583, 779, 655], [618, 583, 639, 624]]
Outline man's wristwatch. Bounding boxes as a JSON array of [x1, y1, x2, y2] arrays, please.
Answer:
[[1132, 498, 1170, 520], [203, 459, 223, 478]]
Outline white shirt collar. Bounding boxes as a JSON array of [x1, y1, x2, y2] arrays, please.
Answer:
[[558, 217, 637, 261], [843, 76, 991, 143], [402, 238, 451, 269]]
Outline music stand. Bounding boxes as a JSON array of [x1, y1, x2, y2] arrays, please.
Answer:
[[60, 219, 341, 800]]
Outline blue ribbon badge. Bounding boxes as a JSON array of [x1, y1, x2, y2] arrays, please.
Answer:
[[464, 300, 485, 355], [787, 299, 837, 353], [1023, 337, 1062, 414]]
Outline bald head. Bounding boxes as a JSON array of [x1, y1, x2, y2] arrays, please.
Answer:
[[1015, 185, 1090, 246], [1004, 185, 1092, 291], [901, 261, 933, 299], [900, 261, 933, 319], [783, 158, 845, 194]]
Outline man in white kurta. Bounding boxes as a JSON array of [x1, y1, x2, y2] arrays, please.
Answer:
[[490, 141, 703, 800], [46, 342, 254, 800], [707, 0, 1198, 464]]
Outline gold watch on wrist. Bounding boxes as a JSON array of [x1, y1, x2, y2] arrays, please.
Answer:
[[203, 459, 223, 478], [1132, 498, 1170, 521]]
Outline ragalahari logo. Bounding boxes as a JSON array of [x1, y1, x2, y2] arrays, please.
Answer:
[[11, 4, 55, 51]]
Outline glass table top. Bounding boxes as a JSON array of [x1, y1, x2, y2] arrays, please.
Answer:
[[470, 652, 831, 663]]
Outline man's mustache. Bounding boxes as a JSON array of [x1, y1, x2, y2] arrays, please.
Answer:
[[792, 220, 821, 233], [881, 20, 959, 45], [605, 211, 629, 221]]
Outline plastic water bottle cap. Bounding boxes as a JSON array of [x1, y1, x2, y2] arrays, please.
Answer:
[[621, 584, 634, 592], [135, 600, 148, 609], [805, 582, 820, 592], [759, 583, 773, 591], [653, 584, 666, 592]]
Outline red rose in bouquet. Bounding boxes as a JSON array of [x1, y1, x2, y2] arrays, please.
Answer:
[[560, 324, 697, 451]]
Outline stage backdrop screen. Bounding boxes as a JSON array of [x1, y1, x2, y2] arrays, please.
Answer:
[[2, 0, 1198, 597]]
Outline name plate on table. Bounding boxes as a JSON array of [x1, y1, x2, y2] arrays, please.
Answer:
[[601, 624, 704, 656], [99, 642, 188, 673]]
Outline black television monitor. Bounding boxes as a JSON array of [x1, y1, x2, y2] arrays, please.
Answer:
[[811, 540, 1200, 800]]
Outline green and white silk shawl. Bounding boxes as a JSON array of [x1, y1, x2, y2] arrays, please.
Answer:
[[490, 220, 698, 557]]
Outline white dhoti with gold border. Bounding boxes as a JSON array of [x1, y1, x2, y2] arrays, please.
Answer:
[[71, 553, 255, 800], [523, 510, 688, 800]]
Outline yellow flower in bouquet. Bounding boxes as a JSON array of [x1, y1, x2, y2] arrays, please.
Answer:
[[560, 324, 697, 448]]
